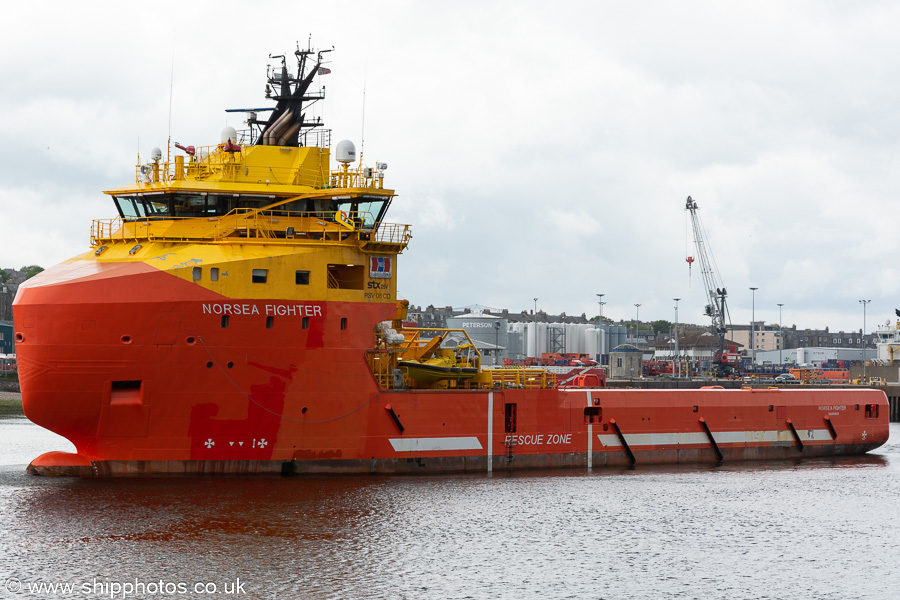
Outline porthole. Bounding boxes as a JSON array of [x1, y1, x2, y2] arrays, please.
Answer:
[[121, 335, 133, 345], [227, 361, 234, 369], [186, 337, 196, 345]]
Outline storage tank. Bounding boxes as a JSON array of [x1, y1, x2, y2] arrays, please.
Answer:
[[507, 323, 526, 360], [584, 328, 599, 358], [565, 323, 585, 354]]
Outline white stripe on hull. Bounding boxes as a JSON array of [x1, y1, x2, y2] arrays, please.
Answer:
[[597, 428, 833, 448], [390, 437, 484, 452]]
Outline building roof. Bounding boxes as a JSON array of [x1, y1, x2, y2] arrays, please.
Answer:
[[648, 330, 743, 350]]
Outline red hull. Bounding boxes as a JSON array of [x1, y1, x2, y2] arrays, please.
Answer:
[[14, 264, 890, 476]]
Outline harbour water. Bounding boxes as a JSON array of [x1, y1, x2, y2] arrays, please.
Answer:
[[1, 416, 899, 600]]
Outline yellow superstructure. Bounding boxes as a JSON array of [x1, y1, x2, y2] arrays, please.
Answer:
[[85, 141, 409, 305]]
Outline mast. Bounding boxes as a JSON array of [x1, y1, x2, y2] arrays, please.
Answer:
[[255, 43, 332, 147]]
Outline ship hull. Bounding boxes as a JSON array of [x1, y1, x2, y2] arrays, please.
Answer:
[[14, 265, 890, 477]]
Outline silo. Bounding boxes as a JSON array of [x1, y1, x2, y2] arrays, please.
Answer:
[[507, 323, 526, 360], [564, 324, 584, 354], [584, 328, 599, 358], [536, 323, 549, 357]]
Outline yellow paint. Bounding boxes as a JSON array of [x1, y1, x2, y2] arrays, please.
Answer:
[[86, 141, 407, 305]]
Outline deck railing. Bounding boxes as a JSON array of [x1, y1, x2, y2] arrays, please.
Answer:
[[91, 209, 411, 247]]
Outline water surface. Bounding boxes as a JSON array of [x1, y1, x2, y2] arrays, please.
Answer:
[[1, 417, 898, 599]]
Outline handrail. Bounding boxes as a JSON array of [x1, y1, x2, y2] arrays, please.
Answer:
[[91, 209, 411, 246], [133, 136, 390, 192]]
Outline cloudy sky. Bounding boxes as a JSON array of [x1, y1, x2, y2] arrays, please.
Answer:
[[2, 1, 899, 333]]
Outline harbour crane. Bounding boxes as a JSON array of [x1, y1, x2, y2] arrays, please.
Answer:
[[685, 196, 740, 377]]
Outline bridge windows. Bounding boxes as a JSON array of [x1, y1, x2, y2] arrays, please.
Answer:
[[113, 193, 277, 220], [252, 269, 268, 284], [296, 270, 310, 285]]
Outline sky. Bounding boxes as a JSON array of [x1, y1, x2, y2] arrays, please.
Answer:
[[2, 0, 900, 334]]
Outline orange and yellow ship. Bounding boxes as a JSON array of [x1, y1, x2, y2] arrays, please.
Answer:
[[13, 45, 889, 476]]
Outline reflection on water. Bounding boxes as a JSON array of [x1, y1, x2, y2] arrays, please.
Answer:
[[1, 421, 899, 599]]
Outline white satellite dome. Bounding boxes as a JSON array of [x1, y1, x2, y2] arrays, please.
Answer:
[[335, 140, 357, 164], [150, 147, 162, 162], [220, 126, 238, 144]]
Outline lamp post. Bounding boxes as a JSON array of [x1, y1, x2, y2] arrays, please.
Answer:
[[777, 303, 784, 366], [596, 293, 605, 364], [533, 298, 538, 322], [634, 303, 641, 343], [596, 293, 604, 325], [860, 299, 871, 381], [749, 287, 758, 362], [674, 298, 681, 378]]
